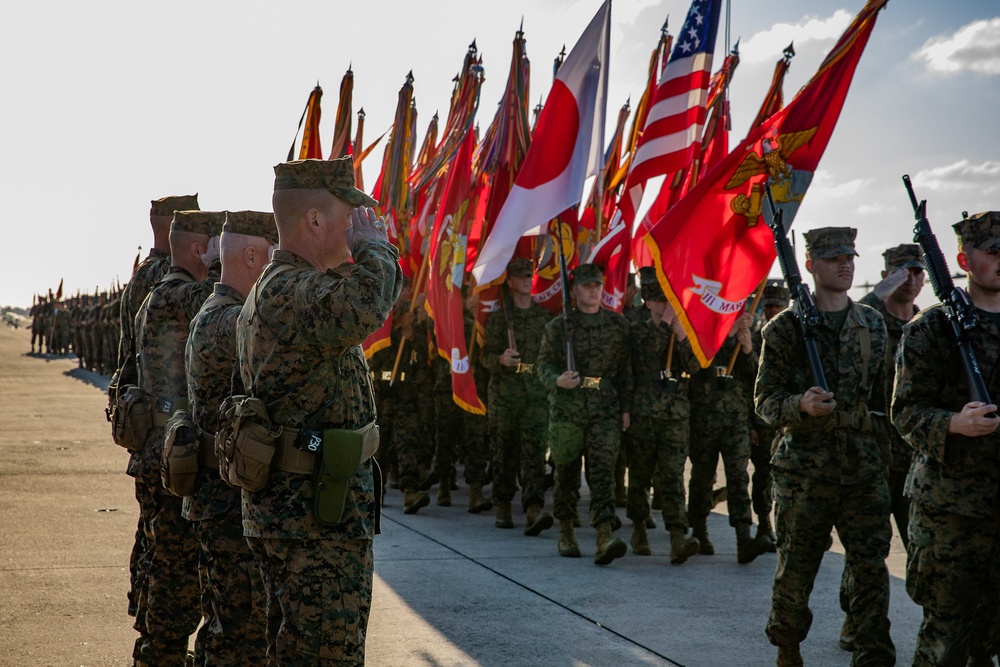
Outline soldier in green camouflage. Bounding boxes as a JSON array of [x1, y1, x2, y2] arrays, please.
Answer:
[[625, 267, 701, 563], [184, 211, 276, 665], [134, 209, 222, 665], [482, 257, 554, 534], [536, 263, 631, 565], [749, 280, 789, 552], [237, 158, 401, 665], [892, 212, 1000, 666], [688, 310, 770, 564], [756, 227, 894, 667]]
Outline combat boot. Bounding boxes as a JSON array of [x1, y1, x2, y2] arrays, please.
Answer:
[[524, 505, 554, 536], [759, 514, 777, 552], [736, 523, 768, 564], [776, 644, 803, 667], [711, 485, 728, 509], [594, 521, 627, 565], [692, 517, 714, 555], [403, 488, 430, 514], [495, 501, 514, 529], [630, 521, 651, 555], [467, 483, 492, 513], [558, 520, 581, 558], [839, 613, 856, 652], [437, 483, 452, 507], [645, 516, 656, 529], [669, 527, 700, 565]]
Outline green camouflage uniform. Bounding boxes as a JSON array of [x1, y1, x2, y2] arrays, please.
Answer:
[[482, 300, 552, 510], [892, 303, 1000, 665], [536, 307, 632, 528], [626, 309, 700, 530], [236, 243, 401, 666], [756, 300, 894, 664], [116, 248, 171, 620], [750, 324, 775, 523], [688, 335, 756, 528], [185, 282, 267, 665], [134, 264, 217, 664]]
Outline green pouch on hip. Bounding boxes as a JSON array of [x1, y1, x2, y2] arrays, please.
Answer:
[[548, 421, 585, 466], [313, 421, 380, 526]]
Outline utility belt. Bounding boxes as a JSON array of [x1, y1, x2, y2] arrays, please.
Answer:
[[578, 376, 613, 390], [151, 396, 188, 428], [376, 370, 406, 383], [108, 385, 187, 452], [515, 363, 534, 374], [635, 370, 691, 384]]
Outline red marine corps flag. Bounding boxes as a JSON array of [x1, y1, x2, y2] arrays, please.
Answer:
[[646, 0, 889, 366], [425, 129, 485, 414]]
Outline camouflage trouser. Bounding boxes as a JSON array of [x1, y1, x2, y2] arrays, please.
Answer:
[[888, 467, 910, 549], [624, 415, 689, 530], [688, 408, 753, 527], [128, 482, 150, 617], [906, 501, 1000, 666], [190, 515, 268, 666], [134, 483, 203, 665], [248, 537, 374, 666], [767, 471, 895, 665], [751, 424, 775, 523], [392, 387, 435, 491], [551, 418, 620, 527], [434, 392, 488, 486], [489, 392, 548, 510]]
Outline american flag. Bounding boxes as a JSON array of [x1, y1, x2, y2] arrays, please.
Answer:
[[618, 0, 722, 225]]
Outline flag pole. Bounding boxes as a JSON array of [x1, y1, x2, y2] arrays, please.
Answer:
[[390, 249, 431, 386], [724, 274, 768, 376]]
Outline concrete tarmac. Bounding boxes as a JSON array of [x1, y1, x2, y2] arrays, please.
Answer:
[[0, 324, 921, 666]]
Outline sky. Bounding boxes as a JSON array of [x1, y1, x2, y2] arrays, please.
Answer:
[[1, 0, 998, 308]]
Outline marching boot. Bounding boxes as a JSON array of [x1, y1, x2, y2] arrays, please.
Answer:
[[403, 488, 430, 514], [437, 482, 452, 507], [759, 513, 777, 552], [736, 523, 768, 564], [645, 516, 656, 529], [467, 483, 492, 513], [692, 516, 714, 555], [669, 527, 700, 565], [711, 485, 728, 509], [776, 645, 804, 667], [558, 520, 581, 558], [495, 501, 514, 529], [630, 521, 652, 556], [524, 505, 554, 536], [839, 613, 857, 652], [594, 521, 627, 565]]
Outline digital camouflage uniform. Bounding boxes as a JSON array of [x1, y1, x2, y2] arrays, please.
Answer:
[[688, 335, 757, 533], [536, 303, 632, 530], [481, 296, 552, 512], [892, 213, 1000, 666], [185, 281, 267, 665], [135, 250, 219, 665], [626, 307, 700, 533], [237, 236, 401, 665], [756, 298, 894, 664], [117, 247, 172, 620]]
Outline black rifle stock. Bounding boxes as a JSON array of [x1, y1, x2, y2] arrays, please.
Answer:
[[764, 185, 829, 392], [556, 222, 576, 372], [903, 174, 992, 407]]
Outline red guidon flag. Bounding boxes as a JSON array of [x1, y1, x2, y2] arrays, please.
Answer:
[[647, 0, 888, 366], [471, 0, 610, 288], [425, 129, 485, 414]]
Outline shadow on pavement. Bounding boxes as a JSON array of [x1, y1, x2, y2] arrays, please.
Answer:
[[65, 366, 111, 393]]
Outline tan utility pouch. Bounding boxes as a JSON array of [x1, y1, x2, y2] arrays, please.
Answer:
[[216, 396, 241, 488], [219, 397, 278, 492], [313, 421, 380, 526], [161, 410, 200, 497], [109, 385, 152, 451]]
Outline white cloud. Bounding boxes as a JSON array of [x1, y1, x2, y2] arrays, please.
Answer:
[[741, 10, 853, 64], [912, 18, 1000, 76], [807, 170, 871, 200], [913, 160, 1000, 193], [856, 203, 890, 215]]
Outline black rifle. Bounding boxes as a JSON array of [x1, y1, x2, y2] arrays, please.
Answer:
[[764, 184, 829, 391], [555, 221, 576, 372], [904, 174, 993, 407]]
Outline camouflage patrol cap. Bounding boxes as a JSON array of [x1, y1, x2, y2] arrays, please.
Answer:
[[506, 257, 534, 278], [223, 211, 279, 244], [883, 244, 924, 272], [638, 266, 666, 302], [571, 263, 604, 285], [150, 194, 199, 217], [273, 157, 378, 207], [803, 227, 858, 259], [953, 212, 1000, 252], [761, 280, 790, 307], [171, 210, 225, 236]]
